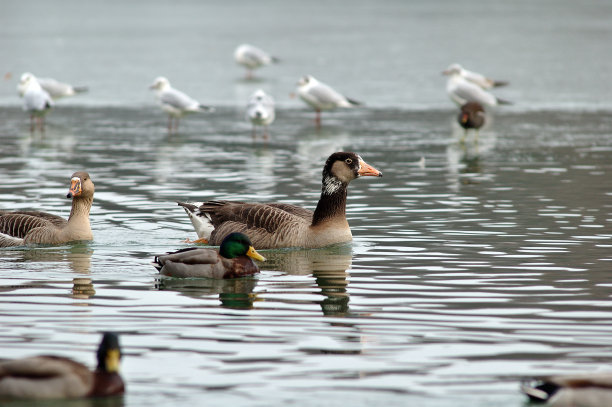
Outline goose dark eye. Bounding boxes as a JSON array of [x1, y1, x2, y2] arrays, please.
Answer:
[[345, 158, 353, 165]]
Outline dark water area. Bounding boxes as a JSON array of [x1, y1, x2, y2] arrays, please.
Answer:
[[1, 0, 612, 406]]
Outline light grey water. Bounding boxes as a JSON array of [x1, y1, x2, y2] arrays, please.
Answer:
[[1, 1, 612, 406]]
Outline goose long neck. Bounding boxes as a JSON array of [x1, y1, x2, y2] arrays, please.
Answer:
[[68, 196, 93, 223], [312, 179, 348, 226]]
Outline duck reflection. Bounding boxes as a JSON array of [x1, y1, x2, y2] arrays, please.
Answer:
[[155, 276, 259, 310], [264, 244, 353, 316]]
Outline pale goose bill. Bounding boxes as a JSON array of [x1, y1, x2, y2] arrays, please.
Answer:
[[443, 63, 508, 89], [149, 76, 213, 132], [521, 372, 612, 406], [458, 101, 486, 142], [234, 44, 280, 79], [154, 232, 266, 279], [0, 171, 94, 247], [296, 75, 362, 127], [177, 152, 382, 249], [246, 89, 275, 139], [0, 332, 124, 399]]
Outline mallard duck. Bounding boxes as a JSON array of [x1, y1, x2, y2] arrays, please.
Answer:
[[154, 232, 266, 278], [0, 332, 124, 399], [296, 75, 361, 127], [149, 76, 213, 132], [177, 152, 382, 249], [521, 372, 612, 406], [458, 101, 486, 142], [443, 64, 511, 107], [234, 44, 279, 79], [0, 171, 94, 247], [246, 89, 275, 138], [443, 63, 508, 90]]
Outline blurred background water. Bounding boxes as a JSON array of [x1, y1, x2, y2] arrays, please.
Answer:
[[1, 1, 612, 406]]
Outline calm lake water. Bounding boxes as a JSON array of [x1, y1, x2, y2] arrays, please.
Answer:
[[1, 1, 612, 406]]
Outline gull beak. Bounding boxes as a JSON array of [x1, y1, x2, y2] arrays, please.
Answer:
[[357, 159, 383, 177], [246, 246, 266, 262], [67, 177, 82, 198]]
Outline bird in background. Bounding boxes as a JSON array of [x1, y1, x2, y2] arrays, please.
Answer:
[[17, 72, 88, 100], [149, 76, 213, 133], [458, 101, 486, 143], [296, 75, 361, 128], [234, 44, 279, 79], [18, 72, 54, 132], [444, 63, 508, 89], [443, 64, 511, 107], [246, 89, 275, 139]]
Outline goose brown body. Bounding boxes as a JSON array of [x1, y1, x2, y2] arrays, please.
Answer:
[[0, 171, 94, 247], [0, 333, 124, 400], [178, 152, 382, 249]]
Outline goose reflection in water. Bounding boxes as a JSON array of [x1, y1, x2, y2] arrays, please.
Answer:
[[263, 244, 353, 316]]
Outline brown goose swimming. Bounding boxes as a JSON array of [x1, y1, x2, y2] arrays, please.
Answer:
[[0, 171, 94, 247], [177, 152, 382, 250], [0, 332, 124, 399], [521, 372, 612, 406]]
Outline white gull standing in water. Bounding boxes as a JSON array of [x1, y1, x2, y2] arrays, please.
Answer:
[[296, 75, 361, 127], [234, 44, 279, 79], [246, 89, 275, 139]]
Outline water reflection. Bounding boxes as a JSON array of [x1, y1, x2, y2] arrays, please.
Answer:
[[0, 396, 124, 407], [264, 244, 353, 316], [0, 245, 93, 274], [155, 276, 259, 310]]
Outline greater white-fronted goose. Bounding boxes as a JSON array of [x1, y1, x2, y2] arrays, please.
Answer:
[[178, 152, 382, 249], [0, 332, 124, 399], [296, 75, 361, 127], [521, 372, 612, 406], [154, 232, 266, 279], [0, 171, 94, 247]]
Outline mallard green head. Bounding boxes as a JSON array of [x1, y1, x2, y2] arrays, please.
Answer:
[[97, 332, 122, 373], [219, 232, 266, 261]]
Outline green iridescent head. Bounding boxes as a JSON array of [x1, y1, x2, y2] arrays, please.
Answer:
[[219, 233, 266, 261]]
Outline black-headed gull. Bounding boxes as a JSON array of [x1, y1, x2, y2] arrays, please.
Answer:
[[19, 73, 54, 131], [458, 101, 485, 142], [444, 63, 508, 89], [17, 72, 88, 100], [296, 75, 361, 127], [443, 65, 511, 107], [149, 76, 213, 132], [234, 44, 279, 79], [246, 89, 275, 139]]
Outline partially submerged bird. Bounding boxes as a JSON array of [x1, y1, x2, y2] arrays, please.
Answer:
[[17, 72, 88, 100], [521, 372, 612, 406], [296, 75, 361, 127], [154, 232, 266, 279], [149, 76, 213, 132], [177, 152, 382, 249], [234, 44, 279, 79], [443, 65, 511, 107], [18, 72, 54, 131], [0, 332, 124, 399], [0, 171, 94, 247], [246, 89, 275, 139], [444, 63, 508, 89], [458, 101, 486, 142]]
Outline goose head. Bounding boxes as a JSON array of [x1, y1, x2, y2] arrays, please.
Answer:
[[219, 232, 266, 261], [321, 152, 382, 195], [66, 171, 95, 200]]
